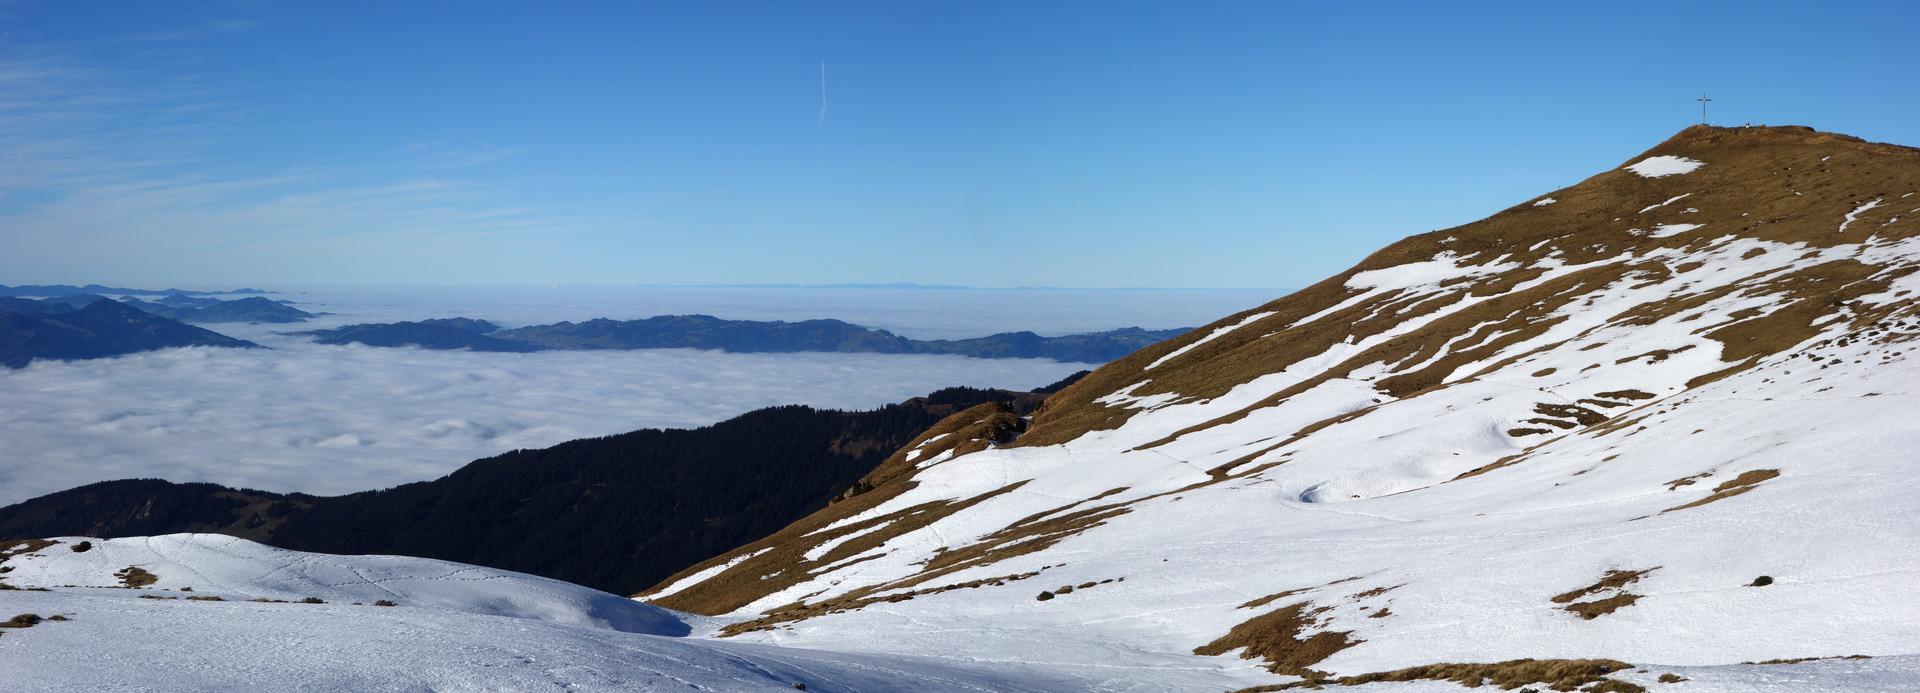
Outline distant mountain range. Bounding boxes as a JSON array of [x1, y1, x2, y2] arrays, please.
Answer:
[[0, 384, 1061, 594], [117, 294, 316, 324], [0, 297, 260, 368], [1, 291, 312, 324], [293, 315, 1189, 363], [290, 317, 539, 352], [0, 283, 267, 297]]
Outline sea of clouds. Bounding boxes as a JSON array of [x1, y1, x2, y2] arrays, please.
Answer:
[[0, 339, 1084, 505], [0, 286, 1277, 506]]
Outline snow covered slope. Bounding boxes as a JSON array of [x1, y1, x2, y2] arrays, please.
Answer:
[[639, 126, 1920, 691], [1, 534, 686, 634], [0, 534, 1077, 691]]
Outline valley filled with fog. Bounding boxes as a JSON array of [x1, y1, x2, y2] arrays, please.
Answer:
[[0, 286, 1272, 505]]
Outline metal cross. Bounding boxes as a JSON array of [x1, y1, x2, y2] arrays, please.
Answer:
[[1697, 94, 1711, 124]]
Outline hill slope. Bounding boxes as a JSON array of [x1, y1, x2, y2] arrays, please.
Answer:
[[636, 126, 1920, 690], [0, 298, 260, 368], [125, 295, 316, 323]]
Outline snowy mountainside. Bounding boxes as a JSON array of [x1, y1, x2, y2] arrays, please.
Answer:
[[639, 126, 1920, 691], [0, 534, 1077, 691]]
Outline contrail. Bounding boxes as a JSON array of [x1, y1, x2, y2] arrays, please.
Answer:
[[819, 61, 827, 125]]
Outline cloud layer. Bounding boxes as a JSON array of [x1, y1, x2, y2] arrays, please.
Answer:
[[0, 341, 1082, 506]]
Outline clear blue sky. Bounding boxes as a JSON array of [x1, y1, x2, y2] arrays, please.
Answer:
[[2, 1, 1916, 289]]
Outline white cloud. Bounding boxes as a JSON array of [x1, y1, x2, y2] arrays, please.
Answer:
[[0, 340, 1084, 505]]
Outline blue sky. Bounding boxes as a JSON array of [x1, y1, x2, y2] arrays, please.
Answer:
[[2, 1, 1916, 289]]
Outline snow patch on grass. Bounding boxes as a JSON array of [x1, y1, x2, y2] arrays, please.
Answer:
[[1625, 155, 1705, 177]]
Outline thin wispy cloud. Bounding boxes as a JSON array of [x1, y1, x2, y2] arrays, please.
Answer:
[[0, 30, 572, 286]]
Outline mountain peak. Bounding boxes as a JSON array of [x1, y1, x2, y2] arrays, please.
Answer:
[[1648, 123, 1915, 156], [640, 126, 1920, 689]]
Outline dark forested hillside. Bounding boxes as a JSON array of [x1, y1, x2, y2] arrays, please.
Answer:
[[0, 386, 1048, 593]]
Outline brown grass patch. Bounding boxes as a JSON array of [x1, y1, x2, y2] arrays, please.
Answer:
[[1563, 593, 1641, 620], [1238, 658, 1642, 692], [1193, 601, 1359, 678], [0, 538, 58, 562], [1664, 469, 1780, 512], [115, 566, 159, 588], [1553, 568, 1656, 619], [1593, 389, 1656, 400], [1552, 568, 1652, 603]]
